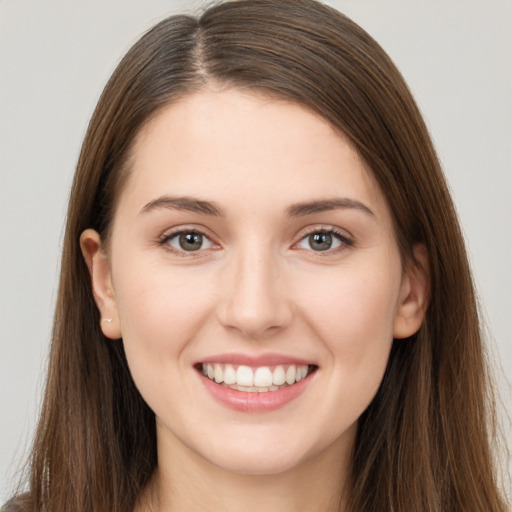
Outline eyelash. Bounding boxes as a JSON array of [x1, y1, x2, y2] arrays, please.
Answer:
[[157, 226, 354, 256], [295, 226, 354, 255], [158, 228, 217, 256]]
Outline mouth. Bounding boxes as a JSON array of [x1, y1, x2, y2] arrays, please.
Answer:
[[195, 362, 318, 393]]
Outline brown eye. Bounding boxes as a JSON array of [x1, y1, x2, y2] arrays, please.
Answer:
[[179, 232, 203, 251], [308, 232, 333, 251], [163, 231, 215, 253], [296, 229, 349, 253]]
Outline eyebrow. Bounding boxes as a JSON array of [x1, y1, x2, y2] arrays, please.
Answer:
[[286, 198, 375, 218], [139, 195, 374, 218], [140, 196, 225, 216]]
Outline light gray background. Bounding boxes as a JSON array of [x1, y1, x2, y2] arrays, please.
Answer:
[[1, 0, 511, 501]]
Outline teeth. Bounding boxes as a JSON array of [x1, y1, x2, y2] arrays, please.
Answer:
[[236, 365, 254, 387], [296, 365, 308, 382], [272, 366, 286, 385], [223, 364, 236, 385], [214, 363, 223, 383], [254, 367, 273, 387], [201, 363, 312, 391], [285, 365, 296, 385]]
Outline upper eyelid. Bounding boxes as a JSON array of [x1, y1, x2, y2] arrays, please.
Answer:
[[296, 225, 352, 241], [159, 225, 216, 240]]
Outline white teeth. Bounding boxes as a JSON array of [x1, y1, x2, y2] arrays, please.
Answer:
[[214, 363, 223, 383], [285, 365, 296, 385], [253, 367, 273, 387], [231, 385, 260, 392], [236, 365, 254, 387], [272, 365, 286, 385], [202, 363, 312, 390], [296, 365, 308, 382], [223, 364, 236, 385]]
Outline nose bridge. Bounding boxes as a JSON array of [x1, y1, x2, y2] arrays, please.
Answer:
[[217, 238, 291, 338]]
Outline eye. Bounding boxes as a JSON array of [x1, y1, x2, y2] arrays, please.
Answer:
[[296, 229, 351, 252], [162, 231, 216, 252]]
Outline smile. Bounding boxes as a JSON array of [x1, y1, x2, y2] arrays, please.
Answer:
[[200, 363, 314, 392], [196, 358, 318, 412]]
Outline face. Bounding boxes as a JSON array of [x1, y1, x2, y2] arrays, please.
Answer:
[[82, 89, 426, 477]]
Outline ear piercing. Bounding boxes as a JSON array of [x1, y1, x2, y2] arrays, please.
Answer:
[[101, 318, 113, 323]]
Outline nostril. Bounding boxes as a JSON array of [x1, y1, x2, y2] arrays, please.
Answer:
[[215, 263, 292, 337], [217, 305, 293, 339]]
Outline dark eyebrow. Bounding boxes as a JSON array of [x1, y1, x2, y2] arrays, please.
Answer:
[[140, 196, 225, 217], [286, 198, 375, 218]]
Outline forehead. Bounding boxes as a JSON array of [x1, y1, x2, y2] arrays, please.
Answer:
[[120, 89, 389, 220]]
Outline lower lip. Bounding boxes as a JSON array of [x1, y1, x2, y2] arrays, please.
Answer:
[[198, 372, 314, 413]]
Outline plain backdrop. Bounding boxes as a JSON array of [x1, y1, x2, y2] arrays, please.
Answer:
[[1, 0, 511, 501]]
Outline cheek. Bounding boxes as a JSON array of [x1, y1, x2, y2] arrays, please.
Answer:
[[111, 265, 221, 427], [302, 269, 398, 334], [115, 256, 213, 332], [296, 262, 400, 380], [111, 259, 216, 386], [296, 268, 400, 433]]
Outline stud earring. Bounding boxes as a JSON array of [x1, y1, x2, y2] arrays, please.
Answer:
[[101, 318, 112, 323]]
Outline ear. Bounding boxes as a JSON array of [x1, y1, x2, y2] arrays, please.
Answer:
[[393, 244, 430, 339], [80, 229, 122, 339]]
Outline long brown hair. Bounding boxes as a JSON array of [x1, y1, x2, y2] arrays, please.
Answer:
[[9, 0, 508, 510]]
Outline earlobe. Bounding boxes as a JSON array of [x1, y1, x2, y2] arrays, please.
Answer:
[[79, 229, 122, 339], [393, 244, 430, 339]]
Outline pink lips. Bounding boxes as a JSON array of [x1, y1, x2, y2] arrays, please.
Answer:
[[196, 352, 316, 413]]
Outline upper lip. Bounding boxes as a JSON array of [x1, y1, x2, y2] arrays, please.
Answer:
[[198, 352, 316, 367]]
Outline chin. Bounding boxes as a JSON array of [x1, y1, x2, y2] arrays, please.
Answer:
[[209, 448, 307, 476], [192, 428, 321, 477]]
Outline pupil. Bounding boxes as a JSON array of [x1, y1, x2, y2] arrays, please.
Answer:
[[310, 233, 332, 251], [179, 232, 202, 251]]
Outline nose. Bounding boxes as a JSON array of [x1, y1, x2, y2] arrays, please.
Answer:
[[216, 245, 293, 339]]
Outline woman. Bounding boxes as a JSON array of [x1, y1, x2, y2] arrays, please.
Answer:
[[4, 0, 509, 510]]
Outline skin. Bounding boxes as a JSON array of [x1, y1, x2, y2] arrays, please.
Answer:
[[81, 89, 428, 512]]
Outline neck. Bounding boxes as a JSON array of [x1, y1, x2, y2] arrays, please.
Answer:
[[137, 424, 353, 512]]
